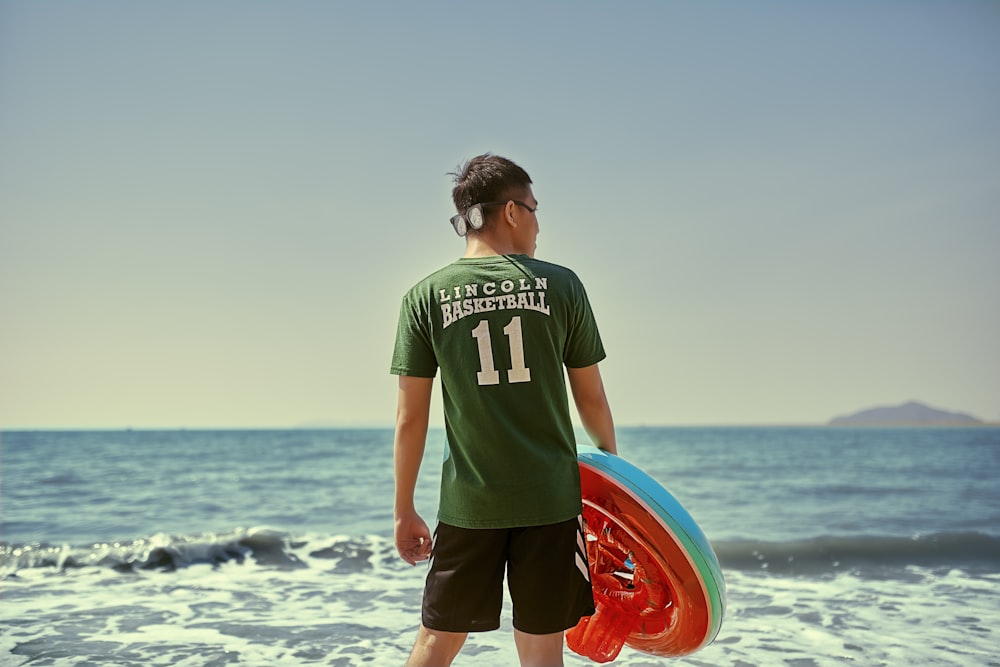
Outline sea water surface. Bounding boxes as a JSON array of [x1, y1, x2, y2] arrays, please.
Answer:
[[2, 427, 998, 666]]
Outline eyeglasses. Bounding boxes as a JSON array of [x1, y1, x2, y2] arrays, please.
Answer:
[[449, 200, 539, 236]]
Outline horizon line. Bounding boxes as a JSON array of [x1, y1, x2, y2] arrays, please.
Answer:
[[3, 422, 998, 432]]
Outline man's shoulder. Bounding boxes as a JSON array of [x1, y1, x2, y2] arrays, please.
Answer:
[[515, 256, 585, 286], [502, 254, 571, 274]]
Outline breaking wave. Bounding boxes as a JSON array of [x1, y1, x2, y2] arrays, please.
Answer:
[[0, 528, 396, 576]]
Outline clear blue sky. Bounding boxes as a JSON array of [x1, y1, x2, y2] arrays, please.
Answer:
[[1, 1, 997, 428]]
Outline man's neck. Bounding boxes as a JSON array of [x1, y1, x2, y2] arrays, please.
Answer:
[[462, 235, 520, 258]]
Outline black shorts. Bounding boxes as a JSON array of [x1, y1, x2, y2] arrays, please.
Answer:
[[421, 516, 595, 635]]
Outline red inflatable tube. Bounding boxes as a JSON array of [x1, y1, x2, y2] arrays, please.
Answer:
[[566, 446, 726, 663]]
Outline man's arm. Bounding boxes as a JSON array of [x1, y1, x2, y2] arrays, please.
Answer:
[[393, 375, 435, 565], [567, 363, 618, 455]]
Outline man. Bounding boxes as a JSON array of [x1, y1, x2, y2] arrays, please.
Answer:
[[390, 153, 617, 666]]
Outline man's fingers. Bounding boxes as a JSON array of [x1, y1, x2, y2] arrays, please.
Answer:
[[398, 535, 431, 566]]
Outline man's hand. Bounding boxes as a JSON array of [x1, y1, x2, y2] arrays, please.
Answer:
[[395, 510, 432, 566]]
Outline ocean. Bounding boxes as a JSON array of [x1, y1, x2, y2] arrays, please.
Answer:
[[1, 427, 998, 666]]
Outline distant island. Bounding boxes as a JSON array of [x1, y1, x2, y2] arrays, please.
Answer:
[[829, 401, 984, 426]]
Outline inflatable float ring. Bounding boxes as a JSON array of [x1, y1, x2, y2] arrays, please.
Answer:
[[567, 445, 726, 662]]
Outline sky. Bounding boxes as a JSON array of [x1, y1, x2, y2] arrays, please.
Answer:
[[1, 1, 998, 429]]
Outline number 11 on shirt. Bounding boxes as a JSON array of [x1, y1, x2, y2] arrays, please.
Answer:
[[471, 317, 531, 386]]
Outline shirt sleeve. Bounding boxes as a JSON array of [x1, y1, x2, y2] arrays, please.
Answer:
[[563, 276, 606, 369], [390, 291, 438, 378]]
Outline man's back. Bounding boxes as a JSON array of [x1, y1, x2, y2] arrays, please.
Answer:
[[391, 253, 605, 528]]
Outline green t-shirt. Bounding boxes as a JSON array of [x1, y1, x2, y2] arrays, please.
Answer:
[[390, 254, 606, 529]]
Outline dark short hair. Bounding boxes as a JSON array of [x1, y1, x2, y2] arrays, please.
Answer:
[[450, 153, 532, 214]]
